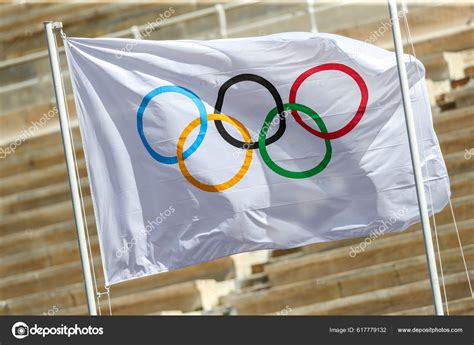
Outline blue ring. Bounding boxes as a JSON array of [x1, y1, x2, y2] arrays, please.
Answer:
[[137, 85, 208, 164]]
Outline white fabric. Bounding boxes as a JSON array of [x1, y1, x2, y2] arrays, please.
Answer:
[[64, 32, 450, 285]]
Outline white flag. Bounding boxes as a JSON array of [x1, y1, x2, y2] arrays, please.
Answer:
[[64, 33, 450, 285]]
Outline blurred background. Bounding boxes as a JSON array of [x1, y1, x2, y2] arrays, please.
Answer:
[[0, 0, 473, 315]]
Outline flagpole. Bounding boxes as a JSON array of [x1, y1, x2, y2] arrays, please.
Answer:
[[387, 0, 444, 315], [44, 21, 98, 316]]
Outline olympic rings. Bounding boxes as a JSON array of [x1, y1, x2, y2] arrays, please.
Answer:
[[214, 74, 285, 150], [137, 63, 368, 192], [177, 114, 253, 192], [259, 103, 332, 179], [137, 85, 208, 164], [289, 63, 368, 140]]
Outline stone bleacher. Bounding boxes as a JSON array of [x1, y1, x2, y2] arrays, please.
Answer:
[[0, 2, 473, 315]]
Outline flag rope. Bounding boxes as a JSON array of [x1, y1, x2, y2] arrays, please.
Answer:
[[403, 9, 474, 310], [401, 8, 449, 314], [59, 28, 115, 315], [105, 286, 113, 315], [58, 30, 108, 315], [404, 8, 473, 301], [96, 287, 113, 316]]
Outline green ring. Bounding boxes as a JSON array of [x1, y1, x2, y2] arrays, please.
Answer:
[[258, 103, 332, 179]]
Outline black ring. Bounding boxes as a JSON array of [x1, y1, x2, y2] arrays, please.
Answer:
[[214, 74, 286, 150]]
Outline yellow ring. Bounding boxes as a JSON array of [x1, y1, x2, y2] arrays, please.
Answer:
[[177, 113, 253, 192]]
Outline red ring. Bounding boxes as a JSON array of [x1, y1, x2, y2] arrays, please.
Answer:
[[289, 63, 368, 140]]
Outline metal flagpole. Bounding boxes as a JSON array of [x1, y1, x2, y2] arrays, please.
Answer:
[[307, 0, 318, 33], [387, 0, 444, 315], [44, 21, 98, 316]]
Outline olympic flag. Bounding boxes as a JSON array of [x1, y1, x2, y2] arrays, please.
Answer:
[[64, 32, 450, 285]]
